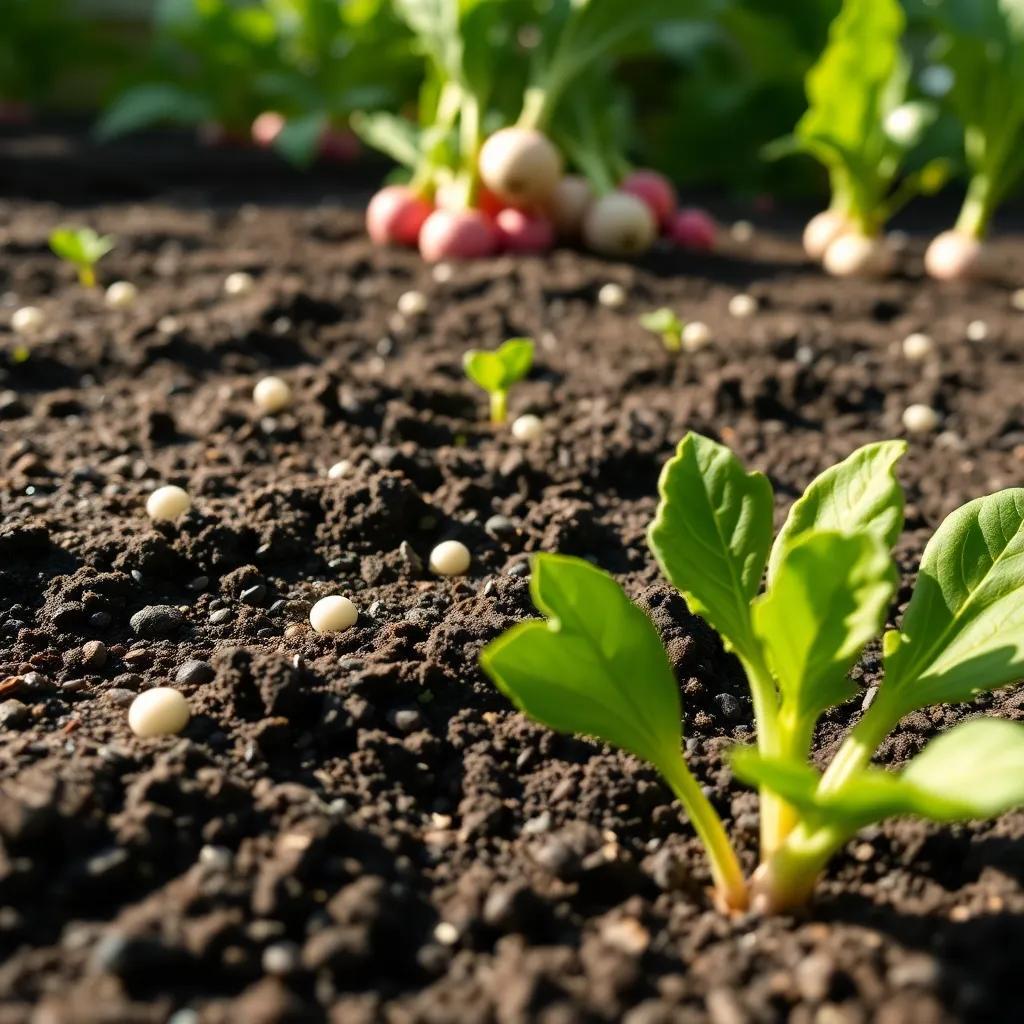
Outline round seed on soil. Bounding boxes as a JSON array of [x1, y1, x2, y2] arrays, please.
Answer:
[[104, 281, 138, 309], [511, 414, 543, 443], [253, 376, 292, 413], [597, 283, 626, 308], [12, 306, 44, 335], [682, 321, 712, 352], [901, 332, 934, 361], [397, 290, 428, 316], [1012, 288, 1024, 312], [327, 459, 351, 479], [146, 484, 191, 521], [429, 540, 471, 577], [309, 595, 358, 634], [128, 687, 190, 737], [730, 220, 755, 242], [728, 293, 757, 318], [902, 403, 940, 434], [966, 319, 989, 342], [224, 271, 255, 296]]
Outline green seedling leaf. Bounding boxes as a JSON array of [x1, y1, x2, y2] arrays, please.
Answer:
[[350, 110, 423, 169], [648, 432, 773, 661], [883, 489, 1024, 710], [639, 308, 683, 352], [754, 530, 897, 726], [480, 553, 683, 772], [95, 83, 211, 141], [463, 337, 534, 424], [49, 227, 116, 288], [768, 440, 906, 584]]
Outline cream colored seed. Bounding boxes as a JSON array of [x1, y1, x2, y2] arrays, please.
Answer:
[[11, 306, 44, 335], [682, 321, 712, 352], [432, 263, 453, 283], [429, 540, 471, 577], [129, 687, 190, 737], [597, 283, 626, 308], [327, 459, 351, 479], [731, 220, 755, 243], [901, 332, 934, 361], [253, 375, 292, 413], [224, 271, 255, 296], [1012, 288, 1024, 312], [728, 293, 757, 318], [105, 281, 138, 310], [397, 290, 428, 316], [966, 319, 989, 342], [902, 403, 940, 434], [309, 595, 358, 634], [511, 414, 543, 443], [146, 485, 191, 521]]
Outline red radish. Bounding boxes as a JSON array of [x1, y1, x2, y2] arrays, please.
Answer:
[[822, 232, 894, 278], [621, 170, 677, 229], [478, 127, 563, 207], [582, 192, 656, 257], [366, 185, 433, 247], [318, 128, 361, 164], [803, 210, 850, 260], [495, 208, 554, 253], [251, 111, 286, 148], [924, 230, 988, 281], [548, 175, 594, 238], [671, 208, 717, 251], [419, 208, 497, 262]]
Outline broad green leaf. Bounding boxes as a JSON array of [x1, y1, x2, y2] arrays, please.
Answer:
[[768, 440, 906, 583], [733, 718, 1024, 827], [754, 530, 896, 721], [49, 227, 116, 267], [886, 489, 1024, 709], [480, 553, 684, 772], [648, 432, 773, 659], [351, 111, 422, 168], [95, 83, 211, 140], [463, 338, 534, 395]]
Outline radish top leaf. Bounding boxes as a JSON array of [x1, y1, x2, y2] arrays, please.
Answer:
[[463, 337, 534, 395], [49, 226, 116, 269]]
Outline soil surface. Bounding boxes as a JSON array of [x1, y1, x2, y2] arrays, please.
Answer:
[[1, 124, 1023, 1024]]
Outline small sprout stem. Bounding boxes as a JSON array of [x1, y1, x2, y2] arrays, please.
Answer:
[[490, 390, 508, 426], [78, 265, 96, 289], [749, 821, 846, 914]]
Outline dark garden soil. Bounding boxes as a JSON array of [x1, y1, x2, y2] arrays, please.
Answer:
[[1, 124, 1023, 1024]]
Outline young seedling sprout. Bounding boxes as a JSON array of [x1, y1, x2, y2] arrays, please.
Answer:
[[49, 226, 116, 288], [639, 308, 683, 353], [481, 433, 1024, 913], [463, 337, 534, 426]]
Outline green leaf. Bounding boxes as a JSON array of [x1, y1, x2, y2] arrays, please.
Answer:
[[754, 530, 897, 722], [639, 308, 683, 345], [480, 553, 684, 772], [350, 110, 422, 169], [273, 111, 328, 168], [95, 83, 211, 140], [885, 489, 1024, 709], [768, 440, 906, 583], [648, 432, 774, 660], [49, 227, 116, 267], [733, 718, 1024, 827], [463, 337, 534, 395]]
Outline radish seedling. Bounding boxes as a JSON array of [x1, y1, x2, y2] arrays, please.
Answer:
[[463, 338, 534, 425], [639, 308, 683, 353], [482, 433, 1024, 912], [49, 226, 115, 288]]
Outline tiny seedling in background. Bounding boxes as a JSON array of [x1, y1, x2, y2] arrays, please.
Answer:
[[639, 308, 683, 352], [463, 337, 535, 425], [481, 433, 1024, 912], [49, 226, 116, 288]]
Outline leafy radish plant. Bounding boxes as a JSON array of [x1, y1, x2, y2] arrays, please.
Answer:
[[463, 338, 534, 425], [49, 226, 116, 288], [481, 432, 1024, 912], [639, 308, 683, 353]]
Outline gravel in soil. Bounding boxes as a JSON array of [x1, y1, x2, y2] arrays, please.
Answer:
[[1, 130, 1024, 1023]]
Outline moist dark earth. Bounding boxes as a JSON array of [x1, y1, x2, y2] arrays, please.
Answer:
[[1, 125, 1023, 1024]]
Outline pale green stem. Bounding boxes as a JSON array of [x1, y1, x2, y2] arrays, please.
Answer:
[[78, 265, 96, 289], [489, 390, 508, 425], [955, 173, 995, 240]]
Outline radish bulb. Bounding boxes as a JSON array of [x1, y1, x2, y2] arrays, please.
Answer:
[[924, 230, 988, 281], [495, 209, 555, 253], [251, 111, 285, 148], [671, 208, 717, 251], [582, 193, 656, 258], [366, 185, 433, 248], [621, 170, 677, 229], [548, 175, 594, 238], [803, 210, 850, 260], [419, 209, 497, 262], [478, 127, 562, 207], [822, 232, 894, 278]]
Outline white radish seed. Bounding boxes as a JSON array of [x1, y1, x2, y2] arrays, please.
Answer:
[[253, 376, 292, 413], [224, 271, 255, 296], [902, 403, 940, 434], [728, 294, 758, 318], [432, 263, 454, 283], [429, 540, 471, 577], [1012, 288, 1024, 312], [511, 414, 544, 442], [730, 220, 755, 243], [146, 485, 192, 521], [598, 283, 627, 308], [397, 290, 428, 316], [966, 319, 989, 342], [681, 321, 712, 352], [11, 306, 44, 335], [901, 333, 934, 361], [105, 281, 138, 309], [129, 687, 190, 738], [327, 460, 351, 479], [309, 595, 358, 634]]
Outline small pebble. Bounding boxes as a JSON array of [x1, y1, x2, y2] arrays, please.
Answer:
[[253, 376, 292, 414], [397, 290, 428, 316], [11, 306, 44, 335], [209, 608, 233, 625], [128, 687, 190, 737], [175, 659, 215, 685], [728, 293, 757, 318], [224, 271, 255, 296], [432, 262, 453, 283], [130, 605, 183, 638], [511, 414, 543, 443], [240, 584, 267, 605], [146, 484, 191, 521], [262, 941, 300, 976], [327, 459, 351, 479], [965, 319, 989, 342], [902, 403, 940, 434], [104, 281, 138, 310], [1012, 288, 1024, 312], [81, 640, 107, 670], [309, 595, 358, 634], [730, 220, 755, 243], [484, 514, 516, 539], [901, 332, 934, 361], [429, 540, 471, 577], [433, 922, 459, 946], [682, 321, 712, 352], [0, 699, 29, 729], [597, 283, 626, 308]]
